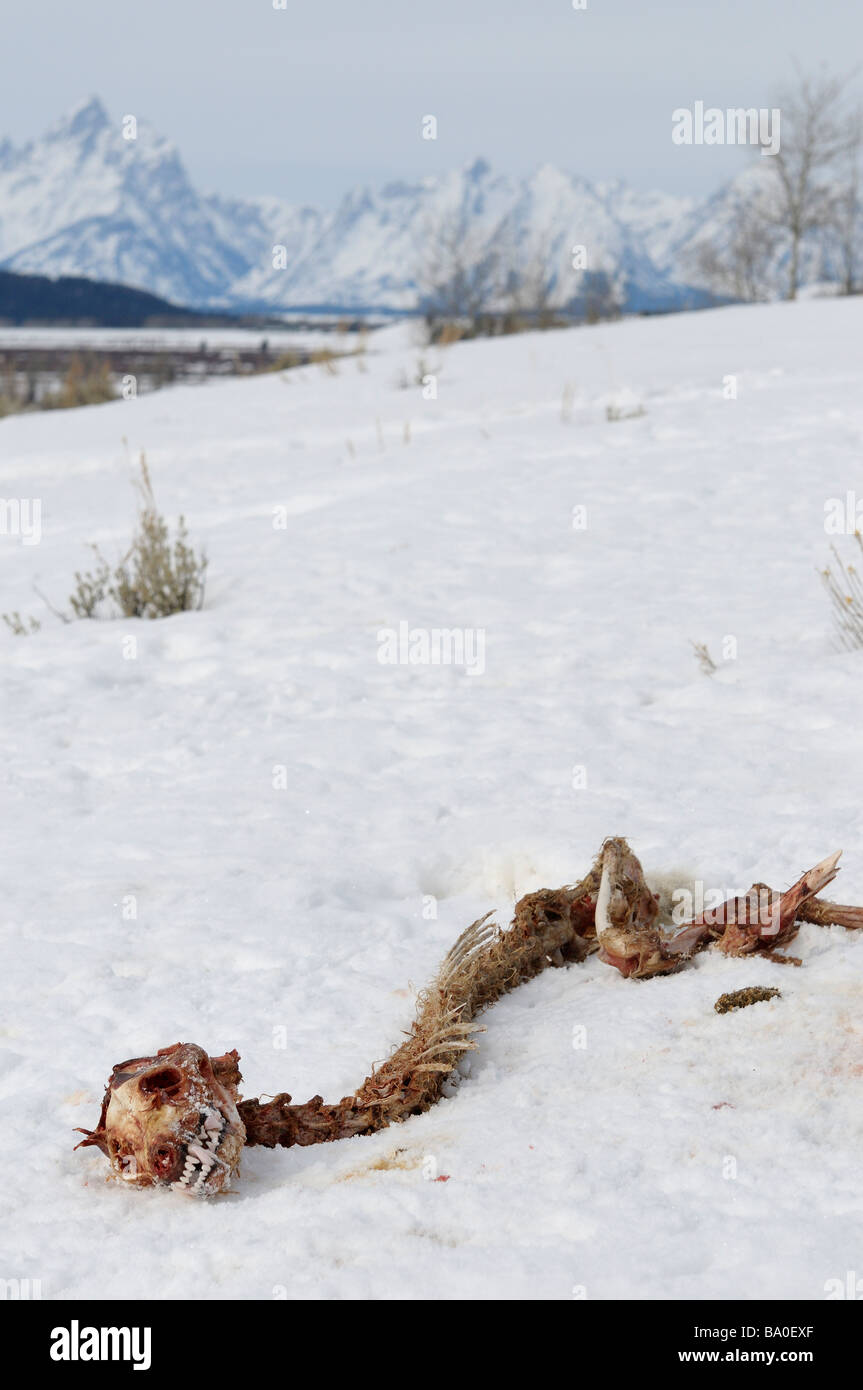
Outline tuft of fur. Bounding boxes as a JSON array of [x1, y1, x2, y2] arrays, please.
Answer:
[[239, 866, 602, 1148]]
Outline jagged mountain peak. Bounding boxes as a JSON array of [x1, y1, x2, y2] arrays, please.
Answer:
[[464, 155, 493, 181], [0, 96, 843, 314], [46, 95, 111, 141]]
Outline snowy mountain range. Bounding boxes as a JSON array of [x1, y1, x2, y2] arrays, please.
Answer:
[[0, 96, 832, 315]]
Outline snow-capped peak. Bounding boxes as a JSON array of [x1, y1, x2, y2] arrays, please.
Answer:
[[0, 97, 849, 313], [46, 94, 111, 141]]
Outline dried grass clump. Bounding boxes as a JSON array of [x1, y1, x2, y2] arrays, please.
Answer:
[[2, 611, 40, 636], [821, 533, 863, 650], [70, 454, 207, 620], [44, 357, 115, 410], [266, 349, 304, 372], [0, 379, 24, 419], [606, 400, 646, 422], [691, 640, 717, 675], [0, 356, 115, 417]]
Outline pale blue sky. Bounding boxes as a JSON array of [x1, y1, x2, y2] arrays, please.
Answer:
[[3, 0, 860, 204]]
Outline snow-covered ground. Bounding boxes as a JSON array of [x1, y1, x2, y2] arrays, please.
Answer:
[[1, 298, 862, 1300]]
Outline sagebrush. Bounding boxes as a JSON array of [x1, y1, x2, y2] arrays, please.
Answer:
[[820, 533, 863, 651], [70, 454, 207, 620]]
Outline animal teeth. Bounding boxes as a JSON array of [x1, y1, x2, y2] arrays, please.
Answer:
[[169, 1119, 228, 1195]]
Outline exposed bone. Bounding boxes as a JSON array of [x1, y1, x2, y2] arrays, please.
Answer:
[[75, 1043, 244, 1197], [78, 840, 863, 1196]]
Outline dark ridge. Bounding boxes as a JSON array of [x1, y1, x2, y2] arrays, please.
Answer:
[[0, 268, 232, 328]]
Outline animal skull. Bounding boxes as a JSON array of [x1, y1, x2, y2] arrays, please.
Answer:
[[76, 1043, 246, 1197]]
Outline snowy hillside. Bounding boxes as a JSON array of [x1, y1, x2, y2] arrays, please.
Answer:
[[1, 297, 863, 1299]]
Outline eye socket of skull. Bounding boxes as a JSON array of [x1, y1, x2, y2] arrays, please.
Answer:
[[138, 1067, 184, 1099], [150, 1138, 182, 1182]]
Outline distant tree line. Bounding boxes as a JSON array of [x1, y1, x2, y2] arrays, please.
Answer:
[[0, 269, 219, 328], [414, 208, 622, 343]]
